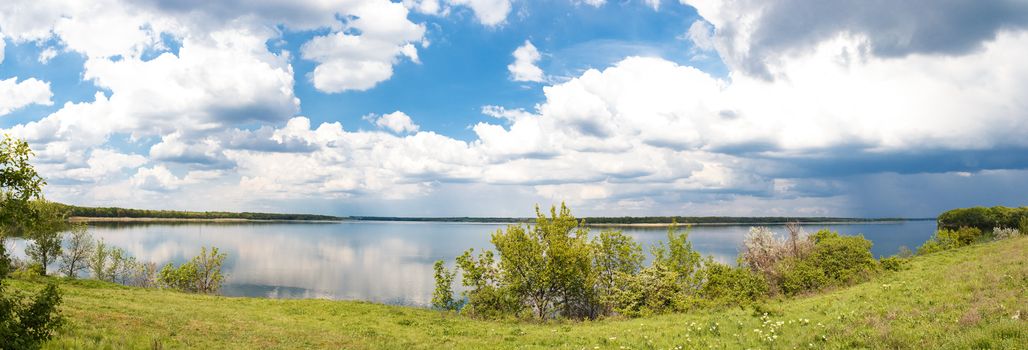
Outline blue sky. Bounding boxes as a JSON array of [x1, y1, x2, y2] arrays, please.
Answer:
[[1, 0, 1027, 217]]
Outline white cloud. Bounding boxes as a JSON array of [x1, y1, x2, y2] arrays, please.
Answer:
[[37, 47, 57, 63], [448, 0, 511, 26], [643, 0, 659, 10], [0, 35, 5, 64], [508, 40, 545, 82], [300, 1, 425, 93], [368, 111, 420, 134], [132, 165, 183, 191], [60, 149, 147, 182], [404, 0, 444, 15], [0, 77, 53, 116], [686, 20, 714, 51]]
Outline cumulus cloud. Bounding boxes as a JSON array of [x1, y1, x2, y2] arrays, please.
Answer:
[[0, 77, 53, 116], [448, 0, 512, 26], [367, 111, 420, 134], [686, 20, 714, 51], [508, 40, 545, 82], [3, 0, 1028, 216], [681, 0, 1028, 79], [300, 1, 425, 92]]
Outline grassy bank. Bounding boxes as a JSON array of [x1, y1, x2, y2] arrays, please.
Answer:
[[9, 236, 1027, 349]]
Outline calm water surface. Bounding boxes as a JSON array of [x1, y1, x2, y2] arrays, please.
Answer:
[[5, 220, 936, 306]]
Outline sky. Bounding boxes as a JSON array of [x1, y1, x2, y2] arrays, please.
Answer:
[[1, 0, 1027, 218]]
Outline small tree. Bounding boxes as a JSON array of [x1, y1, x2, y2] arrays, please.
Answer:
[[431, 260, 458, 310], [651, 222, 702, 290], [193, 246, 226, 294], [88, 239, 112, 281], [25, 201, 69, 276], [58, 224, 95, 278], [591, 229, 643, 314], [158, 247, 227, 294]]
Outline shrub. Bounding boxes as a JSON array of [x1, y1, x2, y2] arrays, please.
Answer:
[[918, 227, 985, 254], [609, 265, 694, 317], [0, 282, 63, 349], [993, 227, 1020, 240], [698, 260, 768, 306], [777, 258, 827, 295], [454, 249, 520, 318], [157, 247, 226, 294], [592, 229, 644, 315], [808, 231, 877, 282], [774, 230, 877, 295], [0, 235, 11, 278], [879, 256, 907, 271], [740, 226, 788, 282], [431, 260, 458, 311], [651, 223, 703, 290]]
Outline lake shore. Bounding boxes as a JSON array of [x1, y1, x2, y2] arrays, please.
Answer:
[[68, 216, 925, 226], [68, 216, 344, 223]]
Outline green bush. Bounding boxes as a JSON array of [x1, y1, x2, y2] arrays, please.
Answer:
[[918, 227, 985, 254], [431, 260, 459, 311], [609, 265, 694, 317], [698, 260, 768, 305], [157, 247, 226, 294], [777, 258, 827, 296], [773, 230, 877, 295], [879, 256, 907, 271]]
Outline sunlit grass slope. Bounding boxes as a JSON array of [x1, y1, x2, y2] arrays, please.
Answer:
[[9, 236, 1027, 349]]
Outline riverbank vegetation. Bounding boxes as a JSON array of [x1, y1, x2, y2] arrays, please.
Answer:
[[5, 233, 1025, 349], [350, 215, 926, 225], [431, 205, 889, 320]]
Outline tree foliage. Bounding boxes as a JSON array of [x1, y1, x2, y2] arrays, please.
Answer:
[[58, 225, 94, 278], [0, 135, 62, 348], [431, 260, 459, 311], [157, 247, 227, 294]]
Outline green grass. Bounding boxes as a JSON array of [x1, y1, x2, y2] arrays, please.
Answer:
[[9, 236, 1028, 349]]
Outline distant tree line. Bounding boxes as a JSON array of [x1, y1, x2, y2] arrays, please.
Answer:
[[936, 206, 1028, 232], [57, 204, 343, 221], [354, 215, 923, 225]]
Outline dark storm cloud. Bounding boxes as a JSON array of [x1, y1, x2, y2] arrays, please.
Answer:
[[756, 147, 1028, 179], [719, 0, 1028, 78]]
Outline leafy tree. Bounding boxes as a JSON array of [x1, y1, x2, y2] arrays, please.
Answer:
[[0, 135, 62, 347], [489, 204, 594, 319], [591, 229, 643, 314], [158, 261, 198, 292], [454, 248, 518, 318], [157, 247, 226, 294], [193, 246, 226, 294], [650, 222, 703, 290], [88, 239, 112, 281], [431, 260, 458, 310], [24, 201, 69, 276], [58, 224, 94, 278]]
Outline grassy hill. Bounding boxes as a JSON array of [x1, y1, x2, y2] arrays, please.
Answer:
[[9, 236, 1027, 349]]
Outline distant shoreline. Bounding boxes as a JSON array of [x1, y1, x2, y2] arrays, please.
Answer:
[[68, 216, 932, 226], [68, 217, 343, 224]]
